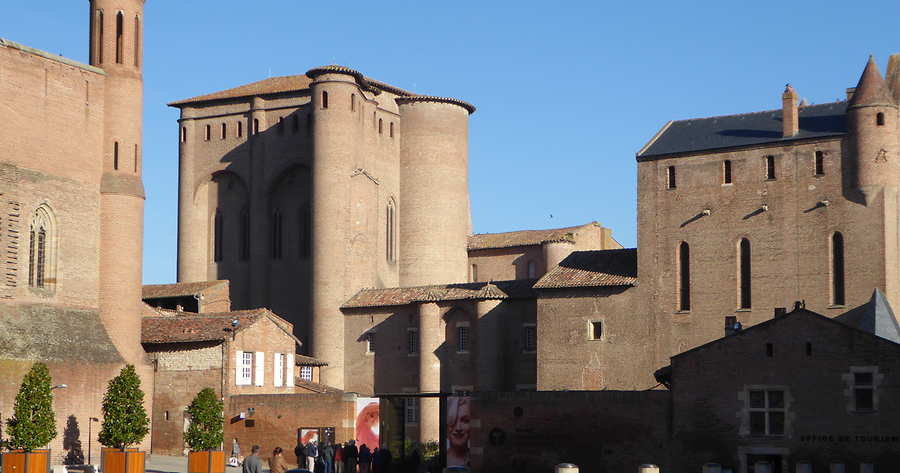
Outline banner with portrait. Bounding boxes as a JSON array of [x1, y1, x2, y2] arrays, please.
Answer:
[[356, 397, 380, 450], [446, 396, 470, 467]]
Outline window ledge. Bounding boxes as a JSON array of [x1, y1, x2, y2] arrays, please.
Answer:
[[828, 305, 846, 310], [735, 308, 752, 312], [408, 353, 419, 357], [850, 409, 877, 414], [457, 351, 469, 355], [522, 350, 536, 355]]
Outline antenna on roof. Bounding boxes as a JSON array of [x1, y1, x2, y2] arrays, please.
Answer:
[[268, 69, 271, 78]]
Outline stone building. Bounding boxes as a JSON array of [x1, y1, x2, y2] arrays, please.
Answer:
[[0, 0, 151, 464]]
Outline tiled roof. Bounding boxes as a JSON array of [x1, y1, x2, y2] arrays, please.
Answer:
[[468, 223, 596, 250], [168, 76, 314, 106], [142, 308, 301, 347], [342, 279, 537, 309], [295, 379, 343, 394], [0, 303, 123, 363], [849, 56, 897, 109], [143, 280, 228, 299], [296, 354, 328, 367], [534, 249, 637, 289], [637, 101, 849, 159]]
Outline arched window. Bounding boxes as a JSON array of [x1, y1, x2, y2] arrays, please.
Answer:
[[379, 118, 383, 134], [386, 199, 395, 261], [272, 207, 283, 260], [390, 122, 394, 138], [351, 94, 355, 111], [96, 10, 104, 64], [239, 208, 249, 262], [253, 119, 259, 135], [739, 238, 751, 309], [679, 242, 690, 311], [877, 112, 885, 126], [667, 166, 676, 189], [113, 141, 119, 170], [471, 264, 478, 282], [815, 151, 825, 175], [115, 11, 124, 64], [322, 91, 329, 109], [300, 203, 311, 259], [29, 205, 56, 290], [832, 232, 845, 306], [181, 127, 187, 142], [723, 160, 732, 184], [221, 123, 227, 139], [213, 209, 223, 262], [205, 124, 211, 141], [133, 14, 140, 67], [237, 121, 243, 138]]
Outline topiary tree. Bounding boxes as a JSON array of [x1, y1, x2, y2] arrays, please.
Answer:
[[98, 365, 149, 450], [6, 363, 58, 452], [183, 387, 224, 451]]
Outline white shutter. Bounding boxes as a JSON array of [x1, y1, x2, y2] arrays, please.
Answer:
[[255, 352, 264, 386], [286, 354, 295, 387], [274, 353, 284, 387], [235, 350, 244, 386]]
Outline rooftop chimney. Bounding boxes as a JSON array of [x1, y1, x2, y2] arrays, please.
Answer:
[[783, 84, 799, 137]]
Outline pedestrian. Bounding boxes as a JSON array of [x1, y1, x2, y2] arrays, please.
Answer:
[[268, 447, 289, 473], [322, 443, 334, 473], [333, 442, 344, 473], [371, 448, 380, 473], [345, 441, 358, 473], [306, 440, 318, 471], [295, 442, 307, 469], [231, 438, 243, 467], [242, 446, 262, 473], [358, 444, 371, 473], [379, 445, 391, 473]]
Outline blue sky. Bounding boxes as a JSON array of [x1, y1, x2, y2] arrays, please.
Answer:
[[2, 1, 900, 284]]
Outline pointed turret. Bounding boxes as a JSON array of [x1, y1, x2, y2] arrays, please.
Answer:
[[847, 55, 900, 200], [859, 288, 900, 343], [886, 53, 900, 106]]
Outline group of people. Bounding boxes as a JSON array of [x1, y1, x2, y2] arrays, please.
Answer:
[[233, 438, 393, 473]]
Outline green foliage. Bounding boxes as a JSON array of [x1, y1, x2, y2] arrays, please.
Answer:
[[183, 387, 224, 451], [6, 363, 58, 452], [98, 365, 149, 449], [402, 439, 439, 460]]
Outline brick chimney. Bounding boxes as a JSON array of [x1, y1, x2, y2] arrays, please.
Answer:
[[783, 84, 799, 137]]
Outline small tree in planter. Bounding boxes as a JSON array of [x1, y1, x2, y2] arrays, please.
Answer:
[[99, 365, 149, 473], [3, 362, 57, 473], [184, 388, 225, 473]]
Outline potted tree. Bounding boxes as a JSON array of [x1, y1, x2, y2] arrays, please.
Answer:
[[184, 388, 225, 473], [98, 365, 149, 473], [3, 363, 57, 473]]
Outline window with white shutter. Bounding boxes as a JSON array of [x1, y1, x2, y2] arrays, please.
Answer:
[[274, 353, 284, 387], [236, 351, 252, 386], [286, 354, 295, 387]]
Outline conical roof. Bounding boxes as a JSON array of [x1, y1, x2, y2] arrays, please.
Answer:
[[859, 288, 900, 343], [848, 56, 897, 109]]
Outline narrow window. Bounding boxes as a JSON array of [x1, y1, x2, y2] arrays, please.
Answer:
[[239, 208, 249, 262], [221, 123, 227, 139], [241, 352, 252, 384], [272, 207, 283, 259], [589, 321, 603, 340], [113, 141, 119, 170], [765, 156, 776, 179], [527, 261, 535, 279], [405, 398, 419, 424], [133, 15, 140, 67], [854, 372, 874, 411], [29, 206, 54, 289], [278, 117, 284, 134], [390, 122, 395, 138], [408, 330, 418, 355], [471, 264, 478, 282], [322, 91, 329, 109], [679, 242, 691, 311], [253, 119, 259, 135], [386, 199, 395, 261], [366, 332, 376, 353], [877, 112, 885, 126], [292, 115, 299, 133], [806, 342, 812, 356], [351, 94, 355, 111], [766, 343, 773, 357], [115, 11, 123, 64], [237, 121, 243, 138], [205, 124, 211, 141], [300, 203, 311, 259], [96, 10, 104, 64], [740, 238, 751, 309], [667, 166, 676, 189], [524, 326, 536, 352], [723, 160, 732, 184], [378, 118, 383, 134], [213, 209, 223, 262], [832, 232, 845, 305], [458, 327, 468, 352], [815, 151, 825, 175], [134, 144, 138, 172], [181, 127, 186, 143]]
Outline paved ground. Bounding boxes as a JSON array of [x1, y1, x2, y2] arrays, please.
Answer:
[[145, 455, 270, 473]]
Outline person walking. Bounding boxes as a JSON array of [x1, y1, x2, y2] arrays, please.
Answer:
[[345, 441, 358, 473], [322, 443, 334, 473], [371, 448, 381, 473], [306, 440, 318, 471], [231, 439, 243, 466], [333, 442, 344, 473], [358, 444, 371, 473], [295, 443, 307, 469], [242, 446, 262, 473], [269, 447, 289, 473]]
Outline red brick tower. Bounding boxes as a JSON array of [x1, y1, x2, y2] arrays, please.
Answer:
[[89, 0, 147, 367]]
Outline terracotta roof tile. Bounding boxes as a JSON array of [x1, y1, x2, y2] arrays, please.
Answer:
[[142, 309, 267, 344], [295, 354, 328, 367], [143, 280, 228, 299], [295, 379, 343, 394], [343, 280, 537, 309], [849, 56, 897, 109], [534, 249, 637, 289], [168, 76, 314, 106], [468, 223, 597, 250]]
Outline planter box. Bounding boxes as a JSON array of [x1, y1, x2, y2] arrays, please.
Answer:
[[188, 450, 226, 473], [100, 449, 145, 473], [1, 450, 51, 473]]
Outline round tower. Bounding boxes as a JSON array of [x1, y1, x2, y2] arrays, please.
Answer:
[[306, 66, 372, 388], [397, 97, 475, 287], [90, 0, 147, 366], [848, 55, 900, 198]]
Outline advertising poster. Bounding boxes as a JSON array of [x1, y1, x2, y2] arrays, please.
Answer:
[[446, 396, 470, 468], [356, 398, 380, 450], [300, 428, 319, 446]]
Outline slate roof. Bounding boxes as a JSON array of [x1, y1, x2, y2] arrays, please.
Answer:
[[342, 279, 537, 309], [859, 288, 900, 343], [637, 101, 849, 159], [142, 308, 301, 346], [534, 249, 637, 289], [0, 303, 123, 363], [143, 280, 228, 299], [468, 223, 597, 250]]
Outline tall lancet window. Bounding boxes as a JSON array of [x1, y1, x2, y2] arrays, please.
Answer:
[[739, 238, 751, 309], [272, 207, 283, 260], [679, 241, 690, 311], [386, 199, 396, 261], [213, 209, 223, 262], [29, 205, 56, 290], [832, 232, 845, 306]]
